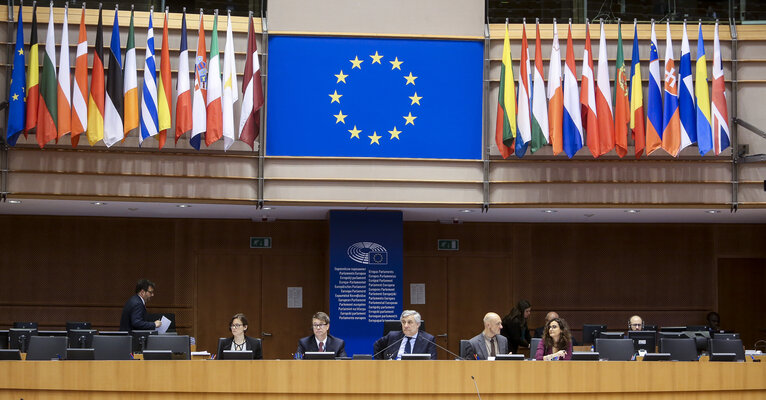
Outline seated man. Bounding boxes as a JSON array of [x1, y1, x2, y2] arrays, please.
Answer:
[[629, 315, 644, 331], [533, 311, 559, 338], [373, 310, 437, 360], [296, 311, 347, 358], [467, 312, 508, 360]]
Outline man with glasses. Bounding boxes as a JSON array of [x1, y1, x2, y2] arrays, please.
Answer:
[[119, 279, 161, 331], [296, 312, 347, 358], [629, 315, 644, 331]]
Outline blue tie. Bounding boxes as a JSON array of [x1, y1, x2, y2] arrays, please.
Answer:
[[404, 337, 412, 354]]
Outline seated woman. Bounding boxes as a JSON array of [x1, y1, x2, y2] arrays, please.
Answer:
[[535, 317, 573, 361], [218, 313, 263, 359]]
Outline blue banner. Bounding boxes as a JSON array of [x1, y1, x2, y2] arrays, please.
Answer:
[[329, 211, 403, 356], [266, 36, 483, 159]]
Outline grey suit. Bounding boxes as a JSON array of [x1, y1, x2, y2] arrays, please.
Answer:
[[467, 333, 508, 360]]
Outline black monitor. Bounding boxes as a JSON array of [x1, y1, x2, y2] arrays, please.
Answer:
[[353, 354, 373, 360], [401, 353, 431, 360], [38, 330, 67, 337], [709, 338, 745, 361], [710, 352, 738, 362], [686, 325, 708, 332], [221, 350, 254, 360], [66, 348, 96, 360], [659, 338, 698, 361], [571, 352, 599, 361], [0, 349, 22, 360], [98, 331, 129, 336], [582, 324, 607, 345], [26, 336, 68, 360], [598, 332, 625, 339], [658, 332, 685, 340], [494, 354, 525, 361], [130, 330, 157, 353], [13, 322, 38, 329], [65, 322, 92, 331], [712, 332, 740, 340], [642, 352, 671, 361], [594, 338, 635, 361], [9, 328, 37, 353], [643, 324, 658, 332], [628, 331, 657, 353], [660, 326, 687, 333], [0, 330, 8, 349], [145, 313, 176, 332], [68, 329, 98, 348], [92, 335, 132, 360], [146, 335, 191, 360], [303, 351, 335, 360], [142, 350, 173, 360], [382, 320, 426, 336]]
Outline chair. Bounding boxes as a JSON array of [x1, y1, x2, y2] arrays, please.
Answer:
[[12, 322, 38, 329], [65, 322, 92, 331], [709, 338, 745, 361], [459, 339, 473, 359], [146, 335, 191, 360], [216, 337, 261, 360], [659, 338, 698, 361], [594, 338, 635, 361], [26, 336, 68, 360], [92, 335, 132, 360], [529, 337, 542, 359]]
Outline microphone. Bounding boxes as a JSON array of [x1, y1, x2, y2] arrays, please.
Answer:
[[372, 336, 404, 360], [420, 334, 466, 360], [471, 376, 482, 400]]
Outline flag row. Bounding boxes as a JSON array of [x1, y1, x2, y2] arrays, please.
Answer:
[[6, 4, 264, 151], [496, 19, 730, 159]]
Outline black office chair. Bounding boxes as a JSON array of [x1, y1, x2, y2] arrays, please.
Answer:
[[709, 338, 745, 361], [594, 338, 635, 361], [529, 337, 542, 359], [146, 335, 191, 360], [459, 340, 473, 359], [65, 321, 92, 331], [26, 336, 68, 360], [12, 322, 38, 329], [92, 335, 132, 360], [659, 338, 698, 361]]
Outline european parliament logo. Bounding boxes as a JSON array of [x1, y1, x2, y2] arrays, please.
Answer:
[[347, 242, 388, 265], [266, 36, 483, 159]]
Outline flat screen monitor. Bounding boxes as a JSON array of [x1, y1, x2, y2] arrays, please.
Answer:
[[66, 348, 95, 360], [353, 354, 373, 360], [221, 350, 254, 360], [709, 338, 745, 361], [660, 326, 687, 333], [494, 354, 525, 361], [0, 330, 8, 349], [571, 351, 599, 361], [98, 331, 129, 336], [68, 329, 98, 348], [0, 349, 22, 360], [686, 325, 708, 332], [130, 330, 157, 353], [142, 350, 173, 360], [92, 335, 132, 360], [401, 353, 432, 360], [628, 331, 657, 353], [598, 332, 625, 339], [582, 324, 607, 345], [9, 328, 37, 352], [65, 322, 92, 331], [658, 332, 685, 340], [38, 330, 67, 337], [146, 335, 190, 360], [712, 333, 740, 340], [26, 336, 68, 360], [642, 353, 671, 361], [382, 320, 426, 336], [710, 352, 738, 362], [12, 322, 37, 329], [303, 351, 335, 360]]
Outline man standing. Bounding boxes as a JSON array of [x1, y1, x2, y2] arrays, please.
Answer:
[[119, 279, 161, 331], [467, 312, 508, 359], [373, 310, 437, 360], [296, 311, 347, 358]]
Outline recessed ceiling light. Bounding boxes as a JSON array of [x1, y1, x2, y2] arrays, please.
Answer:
[[91, 202, 106, 206], [177, 204, 192, 208], [706, 210, 721, 214], [625, 209, 640, 214], [542, 209, 557, 213], [261, 206, 273, 210], [7, 200, 21, 204], [460, 209, 474, 213]]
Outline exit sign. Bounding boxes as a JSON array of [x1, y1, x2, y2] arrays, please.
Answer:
[[437, 239, 459, 251], [250, 237, 272, 248]]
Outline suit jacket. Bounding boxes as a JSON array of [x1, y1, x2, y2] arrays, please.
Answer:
[[296, 334, 347, 358], [218, 336, 263, 360], [373, 330, 437, 360], [467, 333, 508, 360], [119, 294, 156, 331]]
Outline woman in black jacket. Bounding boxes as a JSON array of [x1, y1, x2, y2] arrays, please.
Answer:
[[501, 300, 532, 353]]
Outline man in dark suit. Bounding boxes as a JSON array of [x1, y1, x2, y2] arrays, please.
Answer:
[[373, 310, 437, 360], [533, 311, 560, 338], [296, 311, 347, 358], [119, 279, 161, 331], [467, 312, 508, 360]]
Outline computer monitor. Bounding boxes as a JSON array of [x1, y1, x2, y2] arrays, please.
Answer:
[[142, 350, 173, 360], [12, 322, 38, 329], [0, 330, 8, 349], [66, 348, 96, 360], [712, 332, 740, 340], [130, 330, 157, 353], [401, 353, 431, 360], [353, 354, 373, 360], [221, 350, 254, 360], [660, 326, 687, 333], [709, 338, 745, 361], [659, 338, 698, 361], [628, 331, 657, 353], [658, 332, 685, 340], [686, 325, 708, 332], [494, 354, 525, 361], [65, 322, 92, 331], [303, 351, 335, 360], [9, 328, 37, 353], [38, 330, 67, 337], [97, 331, 129, 336], [26, 336, 68, 360], [709, 352, 738, 362], [571, 352, 599, 361], [642, 353, 671, 361], [382, 320, 426, 336], [598, 332, 625, 339], [0, 349, 22, 360], [68, 329, 98, 348], [594, 338, 635, 361], [92, 335, 132, 360], [146, 335, 191, 360], [582, 324, 607, 345]]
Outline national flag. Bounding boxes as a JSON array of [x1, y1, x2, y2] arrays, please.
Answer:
[[711, 21, 730, 155], [679, 20, 696, 153], [696, 22, 713, 156], [661, 21, 681, 156], [175, 9, 192, 144], [238, 13, 264, 149], [6, 4, 26, 146], [57, 5, 71, 140], [547, 19, 563, 155], [191, 10, 208, 150], [494, 22, 515, 159], [123, 9, 139, 138], [515, 20, 531, 158], [71, 5, 88, 147], [563, 22, 583, 158], [629, 21, 645, 158], [530, 19, 548, 153], [205, 11, 223, 147], [140, 8, 159, 144], [157, 8, 172, 148], [614, 19, 629, 158], [646, 21, 663, 155], [580, 20, 599, 158], [595, 20, 615, 156], [222, 11, 239, 150], [36, 5, 58, 148], [25, 4, 39, 137], [103, 8, 124, 147], [86, 5, 105, 145]]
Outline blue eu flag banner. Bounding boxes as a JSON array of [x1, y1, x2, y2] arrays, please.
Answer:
[[6, 4, 26, 146], [266, 36, 483, 159]]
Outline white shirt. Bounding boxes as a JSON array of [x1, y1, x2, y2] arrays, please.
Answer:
[[396, 332, 419, 360]]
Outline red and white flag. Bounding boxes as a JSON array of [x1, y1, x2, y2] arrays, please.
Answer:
[[238, 14, 264, 149], [595, 20, 615, 156]]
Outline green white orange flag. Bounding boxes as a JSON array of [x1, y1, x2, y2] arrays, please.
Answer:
[[36, 4, 58, 148], [205, 10, 223, 146], [71, 5, 88, 147], [157, 8, 172, 148], [57, 4, 71, 140], [494, 21, 515, 159], [123, 8, 139, 138], [25, 3, 39, 137]]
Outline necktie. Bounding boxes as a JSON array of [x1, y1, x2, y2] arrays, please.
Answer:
[[404, 337, 412, 354], [490, 337, 496, 357], [319, 342, 324, 352]]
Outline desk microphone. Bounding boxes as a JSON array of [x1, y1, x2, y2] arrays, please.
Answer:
[[471, 376, 482, 400], [421, 335, 465, 360], [372, 336, 404, 360]]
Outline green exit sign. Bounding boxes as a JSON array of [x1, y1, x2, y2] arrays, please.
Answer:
[[250, 237, 272, 248], [437, 239, 459, 251]]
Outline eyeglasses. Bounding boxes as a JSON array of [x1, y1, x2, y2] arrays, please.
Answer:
[[312, 323, 328, 328], [230, 324, 244, 329], [630, 324, 643, 328]]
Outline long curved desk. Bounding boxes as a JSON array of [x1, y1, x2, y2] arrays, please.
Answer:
[[2, 359, 765, 399]]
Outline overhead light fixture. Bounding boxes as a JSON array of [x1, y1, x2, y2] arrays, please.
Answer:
[[459, 209, 474, 213], [261, 206, 273, 210], [91, 202, 106, 206], [7, 200, 21, 204], [177, 204, 192, 208], [706, 210, 721, 214], [542, 209, 557, 213], [625, 209, 640, 214]]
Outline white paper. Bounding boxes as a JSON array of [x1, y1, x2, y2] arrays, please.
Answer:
[[158, 316, 171, 334], [288, 287, 303, 308], [410, 283, 426, 304]]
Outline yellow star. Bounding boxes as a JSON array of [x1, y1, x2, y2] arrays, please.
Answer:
[[350, 56, 363, 69], [403, 112, 417, 125], [390, 57, 403, 70], [368, 131, 382, 145], [404, 72, 417, 85], [18, 48, 23, 55], [409, 92, 422, 105], [348, 125, 362, 139], [12, 93, 19, 101], [334, 111, 347, 124], [335, 70, 348, 83], [388, 126, 402, 140], [329, 90, 342, 103], [370, 51, 383, 64]]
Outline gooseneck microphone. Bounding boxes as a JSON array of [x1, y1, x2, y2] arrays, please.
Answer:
[[421, 334, 466, 360], [372, 336, 404, 360], [471, 376, 482, 400]]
